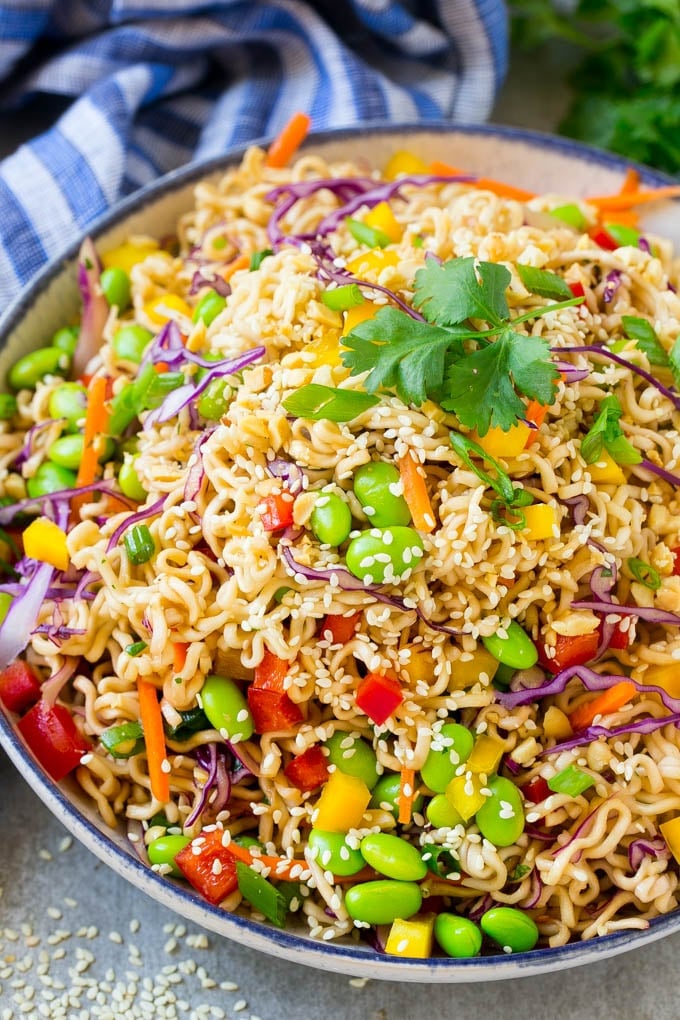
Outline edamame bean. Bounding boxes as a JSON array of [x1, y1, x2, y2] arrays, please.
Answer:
[[48, 382, 87, 432], [200, 675, 253, 741], [480, 906, 539, 953], [344, 880, 422, 925], [324, 731, 379, 790], [48, 434, 115, 470], [51, 326, 79, 357], [148, 834, 192, 876], [345, 526, 424, 585], [310, 492, 352, 547], [434, 913, 483, 958], [353, 461, 410, 527], [359, 833, 427, 881], [193, 289, 227, 326], [425, 793, 464, 829], [118, 456, 147, 502], [197, 378, 231, 420], [475, 775, 525, 847], [26, 462, 77, 497], [370, 773, 424, 818], [482, 620, 538, 670], [420, 723, 475, 793], [8, 347, 68, 390], [308, 829, 365, 876], [112, 324, 153, 363], [100, 266, 131, 310]]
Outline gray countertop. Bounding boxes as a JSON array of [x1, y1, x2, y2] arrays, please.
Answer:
[[2, 46, 677, 1020]]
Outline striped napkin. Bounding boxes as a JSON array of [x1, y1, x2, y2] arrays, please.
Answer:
[[0, 0, 507, 305]]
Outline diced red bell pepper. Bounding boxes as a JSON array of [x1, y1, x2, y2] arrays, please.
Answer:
[[568, 281, 585, 298], [17, 700, 90, 781], [319, 612, 362, 645], [259, 492, 295, 532], [537, 631, 599, 674], [284, 745, 329, 792], [355, 672, 403, 726], [254, 649, 289, 691], [174, 828, 239, 905], [521, 775, 551, 803], [0, 660, 41, 714], [671, 547, 680, 576], [602, 619, 629, 650], [589, 226, 618, 251], [247, 687, 304, 733]]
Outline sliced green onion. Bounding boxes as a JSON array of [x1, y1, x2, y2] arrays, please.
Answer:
[[282, 383, 379, 423], [449, 430, 515, 504], [0, 394, 18, 419], [125, 640, 148, 656], [321, 284, 365, 312], [412, 235, 425, 248], [604, 222, 640, 248], [550, 204, 587, 231], [516, 265, 574, 301], [141, 371, 185, 410], [273, 586, 292, 604], [101, 721, 144, 759], [547, 764, 595, 798], [123, 524, 155, 565], [235, 860, 288, 928], [109, 363, 158, 436], [627, 557, 661, 591], [621, 315, 668, 367], [421, 844, 460, 879], [345, 217, 390, 249], [249, 249, 273, 271], [165, 706, 210, 739]]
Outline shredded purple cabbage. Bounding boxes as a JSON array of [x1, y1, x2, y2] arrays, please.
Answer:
[[570, 598, 680, 628], [552, 360, 590, 384], [189, 270, 231, 298], [0, 480, 137, 526], [41, 657, 79, 708], [183, 431, 214, 504], [14, 419, 66, 469], [628, 836, 670, 871], [636, 458, 680, 488], [186, 743, 232, 827], [73, 237, 109, 377], [638, 237, 652, 255], [542, 710, 680, 755], [0, 557, 55, 671], [468, 894, 494, 923], [266, 458, 305, 495], [524, 869, 543, 908], [555, 344, 680, 411], [602, 270, 623, 303], [223, 738, 259, 778], [503, 755, 522, 775], [524, 824, 554, 843], [106, 496, 167, 552]]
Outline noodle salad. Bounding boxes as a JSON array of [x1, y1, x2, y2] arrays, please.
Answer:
[[3, 135, 680, 959]]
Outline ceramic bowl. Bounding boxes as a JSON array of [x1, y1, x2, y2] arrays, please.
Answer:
[[1, 124, 679, 982]]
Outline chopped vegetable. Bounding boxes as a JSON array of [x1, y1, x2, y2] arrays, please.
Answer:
[[265, 112, 311, 169], [547, 764, 595, 797], [346, 217, 391, 249], [313, 770, 371, 832], [0, 660, 41, 714], [397, 766, 417, 825], [320, 612, 361, 645], [538, 632, 599, 674], [580, 396, 641, 466], [23, 517, 69, 572], [282, 383, 379, 422], [137, 679, 170, 803], [355, 672, 403, 725], [123, 524, 155, 565], [17, 700, 90, 781], [567, 680, 637, 732], [398, 451, 435, 533], [283, 745, 329, 792], [100, 721, 144, 758], [627, 557, 661, 591], [321, 284, 365, 312], [385, 915, 435, 958], [259, 492, 295, 532], [174, 828, 239, 904], [235, 860, 288, 927]]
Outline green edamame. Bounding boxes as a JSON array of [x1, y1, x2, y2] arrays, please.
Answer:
[[48, 382, 87, 432], [112, 324, 153, 363], [100, 266, 131, 310], [26, 462, 77, 497], [310, 492, 352, 547], [370, 773, 424, 818], [8, 347, 68, 390], [192, 289, 227, 326], [324, 731, 379, 790], [308, 829, 365, 877], [47, 433, 115, 470], [345, 526, 424, 584], [344, 880, 422, 925], [51, 326, 79, 357], [359, 833, 427, 881], [434, 914, 483, 958], [147, 834, 192, 876], [197, 378, 231, 420], [480, 906, 539, 953], [200, 675, 254, 741], [118, 456, 147, 502], [353, 461, 411, 527], [420, 723, 475, 793], [475, 775, 525, 847], [482, 620, 538, 670], [0, 394, 17, 420], [425, 793, 464, 829]]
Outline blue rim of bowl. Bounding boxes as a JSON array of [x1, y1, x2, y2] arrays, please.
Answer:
[[1, 121, 679, 980]]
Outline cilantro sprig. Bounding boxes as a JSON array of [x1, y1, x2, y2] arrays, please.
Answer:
[[341, 256, 580, 435], [580, 395, 641, 466]]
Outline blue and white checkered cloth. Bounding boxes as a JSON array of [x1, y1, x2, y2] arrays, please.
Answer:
[[0, 1, 507, 305]]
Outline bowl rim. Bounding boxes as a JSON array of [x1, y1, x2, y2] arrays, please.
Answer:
[[1, 120, 679, 981]]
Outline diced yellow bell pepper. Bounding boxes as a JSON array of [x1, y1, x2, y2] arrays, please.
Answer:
[[305, 333, 342, 367], [587, 451, 626, 485], [543, 706, 573, 741], [342, 300, 379, 337], [385, 915, 435, 958], [521, 503, 558, 541], [660, 816, 680, 865], [345, 249, 399, 277], [364, 202, 403, 244], [384, 150, 430, 180], [144, 293, 192, 326], [642, 663, 680, 700], [473, 423, 532, 459], [313, 770, 371, 832], [24, 517, 69, 572], [101, 240, 159, 274], [445, 774, 485, 821], [404, 646, 435, 685], [451, 648, 498, 690], [466, 735, 505, 776]]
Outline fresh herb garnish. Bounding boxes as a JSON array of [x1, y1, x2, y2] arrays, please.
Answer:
[[627, 557, 661, 591], [509, 863, 531, 882], [450, 430, 533, 530], [516, 264, 575, 300], [282, 383, 380, 422], [669, 337, 680, 390], [580, 395, 642, 466], [621, 315, 669, 367]]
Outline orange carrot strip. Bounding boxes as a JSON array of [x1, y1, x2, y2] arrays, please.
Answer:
[[76, 375, 109, 488], [619, 168, 640, 194], [586, 185, 680, 212], [430, 160, 465, 176], [523, 399, 550, 448], [222, 253, 250, 281], [154, 360, 170, 374], [398, 766, 417, 825], [173, 641, 189, 674], [266, 112, 311, 169], [567, 680, 637, 733], [431, 161, 535, 200], [225, 840, 303, 881], [603, 209, 640, 228], [138, 679, 170, 803], [398, 451, 435, 533]]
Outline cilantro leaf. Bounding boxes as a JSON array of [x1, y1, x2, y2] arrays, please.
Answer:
[[442, 329, 559, 435], [622, 315, 669, 367], [581, 395, 642, 465], [516, 264, 574, 301], [340, 307, 463, 406], [413, 257, 511, 327], [282, 384, 379, 422]]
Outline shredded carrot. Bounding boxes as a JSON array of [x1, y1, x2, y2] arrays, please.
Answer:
[[430, 161, 536, 201], [154, 360, 170, 374], [137, 679, 170, 803], [225, 840, 303, 881], [567, 680, 637, 732], [398, 766, 417, 825], [398, 451, 435, 533], [523, 399, 550, 448], [266, 112, 311, 169], [172, 641, 189, 674], [430, 160, 465, 176], [221, 253, 250, 281], [620, 167, 640, 194], [76, 375, 109, 489], [602, 209, 640, 228], [586, 184, 680, 212]]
